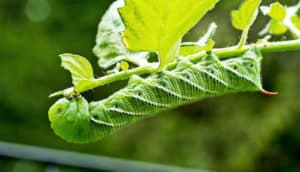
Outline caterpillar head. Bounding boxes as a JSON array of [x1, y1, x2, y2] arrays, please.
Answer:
[[49, 97, 99, 143]]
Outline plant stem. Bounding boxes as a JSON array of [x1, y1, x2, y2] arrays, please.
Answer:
[[49, 64, 157, 97], [184, 39, 300, 63], [78, 64, 156, 93], [215, 39, 300, 58], [51, 39, 300, 97], [237, 29, 249, 49]]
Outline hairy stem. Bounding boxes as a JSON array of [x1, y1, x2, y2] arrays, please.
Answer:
[[51, 39, 300, 97]]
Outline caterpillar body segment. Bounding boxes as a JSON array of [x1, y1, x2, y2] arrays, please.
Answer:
[[49, 48, 264, 143]]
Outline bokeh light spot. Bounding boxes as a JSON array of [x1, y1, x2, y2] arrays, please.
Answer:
[[24, 0, 50, 22]]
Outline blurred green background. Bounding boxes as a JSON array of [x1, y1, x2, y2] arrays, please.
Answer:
[[1, 0, 300, 171]]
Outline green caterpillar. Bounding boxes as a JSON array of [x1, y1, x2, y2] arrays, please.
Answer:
[[49, 48, 272, 143]]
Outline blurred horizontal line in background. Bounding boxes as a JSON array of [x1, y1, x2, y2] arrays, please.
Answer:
[[0, 141, 209, 172]]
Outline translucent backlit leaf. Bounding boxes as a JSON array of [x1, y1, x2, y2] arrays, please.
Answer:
[[180, 23, 217, 56], [269, 2, 286, 21], [180, 39, 215, 56], [60, 54, 95, 91], [119, 0, 219, 70], [260, 3, 286, 21], [231, 0, 262, 31], [260, 2, 300, 37], [292, 16, 300, 30], [93, 0, 149, 69], [120, 61, 129, 71], [269, 20, 288, 35]]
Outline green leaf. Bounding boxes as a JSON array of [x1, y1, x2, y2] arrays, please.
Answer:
[[93, 0, 150, 69], [120, 61, 129, 71], [260, 2, 287, 36], [261, 3, 286, 21], [268, 20, 288, 35], [231, 0, 262, 31], [180, 39, 215, 56], [60, 54, 95, 91], [119, 0, 219, 70], [180, 23, 217, 56], [260, 2, 300, 37], [179, 45, 205, 57], [93, 0, 127, 69], [269, 2, 286, 21], [292, 15, 300, 30]]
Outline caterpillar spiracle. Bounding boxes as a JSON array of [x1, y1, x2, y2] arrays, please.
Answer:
[[49, 48, 272, 143]]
